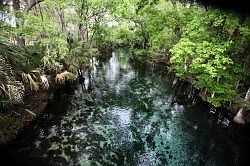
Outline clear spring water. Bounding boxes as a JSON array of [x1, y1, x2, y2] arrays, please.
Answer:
[[2, 49, 250, 166]]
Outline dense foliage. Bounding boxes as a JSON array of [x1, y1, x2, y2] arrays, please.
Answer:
[[0, 0, 250, 119], [105, 0, 250, 109]]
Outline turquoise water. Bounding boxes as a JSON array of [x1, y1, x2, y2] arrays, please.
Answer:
[[3, 49, 250, 166]]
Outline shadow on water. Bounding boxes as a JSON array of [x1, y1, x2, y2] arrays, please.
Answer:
[[1, 48, 250, 166]]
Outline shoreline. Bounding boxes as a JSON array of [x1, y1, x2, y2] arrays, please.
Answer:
[[0, 84, 58, 145], [129, 52, 250, 125]]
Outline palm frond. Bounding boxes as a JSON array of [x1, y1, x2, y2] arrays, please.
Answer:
[[0, 81, 24, 106], [0, 40, 34, 108], [55, 71, 76, 84], [0, 56, 12, 84], [21, 73, 39, 91]]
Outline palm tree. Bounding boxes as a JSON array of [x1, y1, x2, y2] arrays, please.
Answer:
[[0, 55, 24, 108], [0, 39, 36, 108]]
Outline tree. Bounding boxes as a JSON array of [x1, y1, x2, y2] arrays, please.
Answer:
[[13, 0, 25, 45], [234, 87, 250, 124]]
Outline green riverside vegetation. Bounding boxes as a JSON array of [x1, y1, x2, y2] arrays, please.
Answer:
[[0, 0, 250, 142]]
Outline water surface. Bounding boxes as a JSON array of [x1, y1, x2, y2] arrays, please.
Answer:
[[3, 49, 250, 166]]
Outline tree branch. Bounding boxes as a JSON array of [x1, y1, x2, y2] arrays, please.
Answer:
[[26, 0, 44, 12]]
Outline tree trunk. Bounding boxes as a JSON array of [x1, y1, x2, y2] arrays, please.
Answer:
[[0, 0, 5, 19], [13, 0, 25, 45], [88, 29, 96, 48], [211, 77, 220, 98], [233, 86, 250, 124], [0, 0, 4, 8], [171, 0, 177, 9], [204, 2, 208, 11], [229, 13, 246, 41], [26, 0, 43, 12], [171, 0, 181, 40], [57, 9, 66, 32], [85, 4, 89, 42], [37, 4, 46, 38], [78, 0, 85, 41]]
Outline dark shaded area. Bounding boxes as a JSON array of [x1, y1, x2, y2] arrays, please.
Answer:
[[0, 149, 52, 166], [196, 0, 250, 14]]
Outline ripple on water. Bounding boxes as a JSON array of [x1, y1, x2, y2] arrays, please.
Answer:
[[8, 49, 249, 166], [138, 152, 156, 166], [108, 107, 132, 127]]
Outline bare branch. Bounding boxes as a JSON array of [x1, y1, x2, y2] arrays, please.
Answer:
[[26, 0, 44, 12]]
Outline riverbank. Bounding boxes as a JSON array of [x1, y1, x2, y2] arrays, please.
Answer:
[[0, 47, 99, 145], [0, 84, 57, 145], [129, 50, 250, 125]]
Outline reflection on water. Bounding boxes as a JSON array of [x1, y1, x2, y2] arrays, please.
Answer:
[[106, 52, 120, 82], [3, 49, 250, 166], [109, 107, 132, 126]]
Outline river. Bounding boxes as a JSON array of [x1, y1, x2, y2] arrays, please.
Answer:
[[1, 49, 250, 166]]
